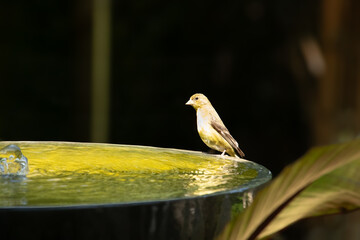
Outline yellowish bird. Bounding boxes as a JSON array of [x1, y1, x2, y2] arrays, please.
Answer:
[[186, 93, 245, 158]]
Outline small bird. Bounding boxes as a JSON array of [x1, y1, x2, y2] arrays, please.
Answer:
[[186, 93, 245, 158]]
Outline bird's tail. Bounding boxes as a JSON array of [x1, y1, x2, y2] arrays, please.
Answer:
[[235, 147, 245, 158]]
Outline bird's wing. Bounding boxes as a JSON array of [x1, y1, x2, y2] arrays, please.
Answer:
[[211, 121, 245, 158]]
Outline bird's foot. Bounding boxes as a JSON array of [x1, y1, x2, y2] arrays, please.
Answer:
[[220, 150, 226, 157]]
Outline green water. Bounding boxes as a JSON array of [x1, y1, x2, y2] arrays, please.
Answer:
[[0, 142, 271, 207]]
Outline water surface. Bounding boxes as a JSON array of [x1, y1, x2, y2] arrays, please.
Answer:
[[0, 141, 271, 207]]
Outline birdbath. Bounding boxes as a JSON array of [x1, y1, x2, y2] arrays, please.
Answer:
[[0, 141, 271, 240]]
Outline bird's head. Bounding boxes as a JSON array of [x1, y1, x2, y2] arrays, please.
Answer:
[[185, 93, 210, 110]]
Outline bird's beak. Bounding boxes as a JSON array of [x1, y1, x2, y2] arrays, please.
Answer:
[[185, 99, 193, 105]]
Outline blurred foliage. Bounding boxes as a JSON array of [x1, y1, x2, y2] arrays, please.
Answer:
[[219, 139, 360, 240]]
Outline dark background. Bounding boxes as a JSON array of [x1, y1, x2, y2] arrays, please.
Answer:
[[1, 0, 360, 239]]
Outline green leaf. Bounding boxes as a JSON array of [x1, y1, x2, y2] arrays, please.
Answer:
[[220, 139, 360, 240]]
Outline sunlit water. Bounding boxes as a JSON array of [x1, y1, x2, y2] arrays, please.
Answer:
[[0, 142, 271, 207]]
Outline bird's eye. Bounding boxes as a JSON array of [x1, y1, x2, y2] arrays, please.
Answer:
[[194, 97, 199, 100]]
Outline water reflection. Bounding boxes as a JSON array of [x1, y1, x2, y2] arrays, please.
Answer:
[[0, 175, 28, 206], [186, 159, 259, 196]]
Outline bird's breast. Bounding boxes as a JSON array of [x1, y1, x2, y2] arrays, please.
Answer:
[[196, 109, 211, 128], [196, 111, 219, 141]]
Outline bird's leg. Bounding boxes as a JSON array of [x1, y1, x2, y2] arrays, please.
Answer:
[[221, 150, 226, 157]]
